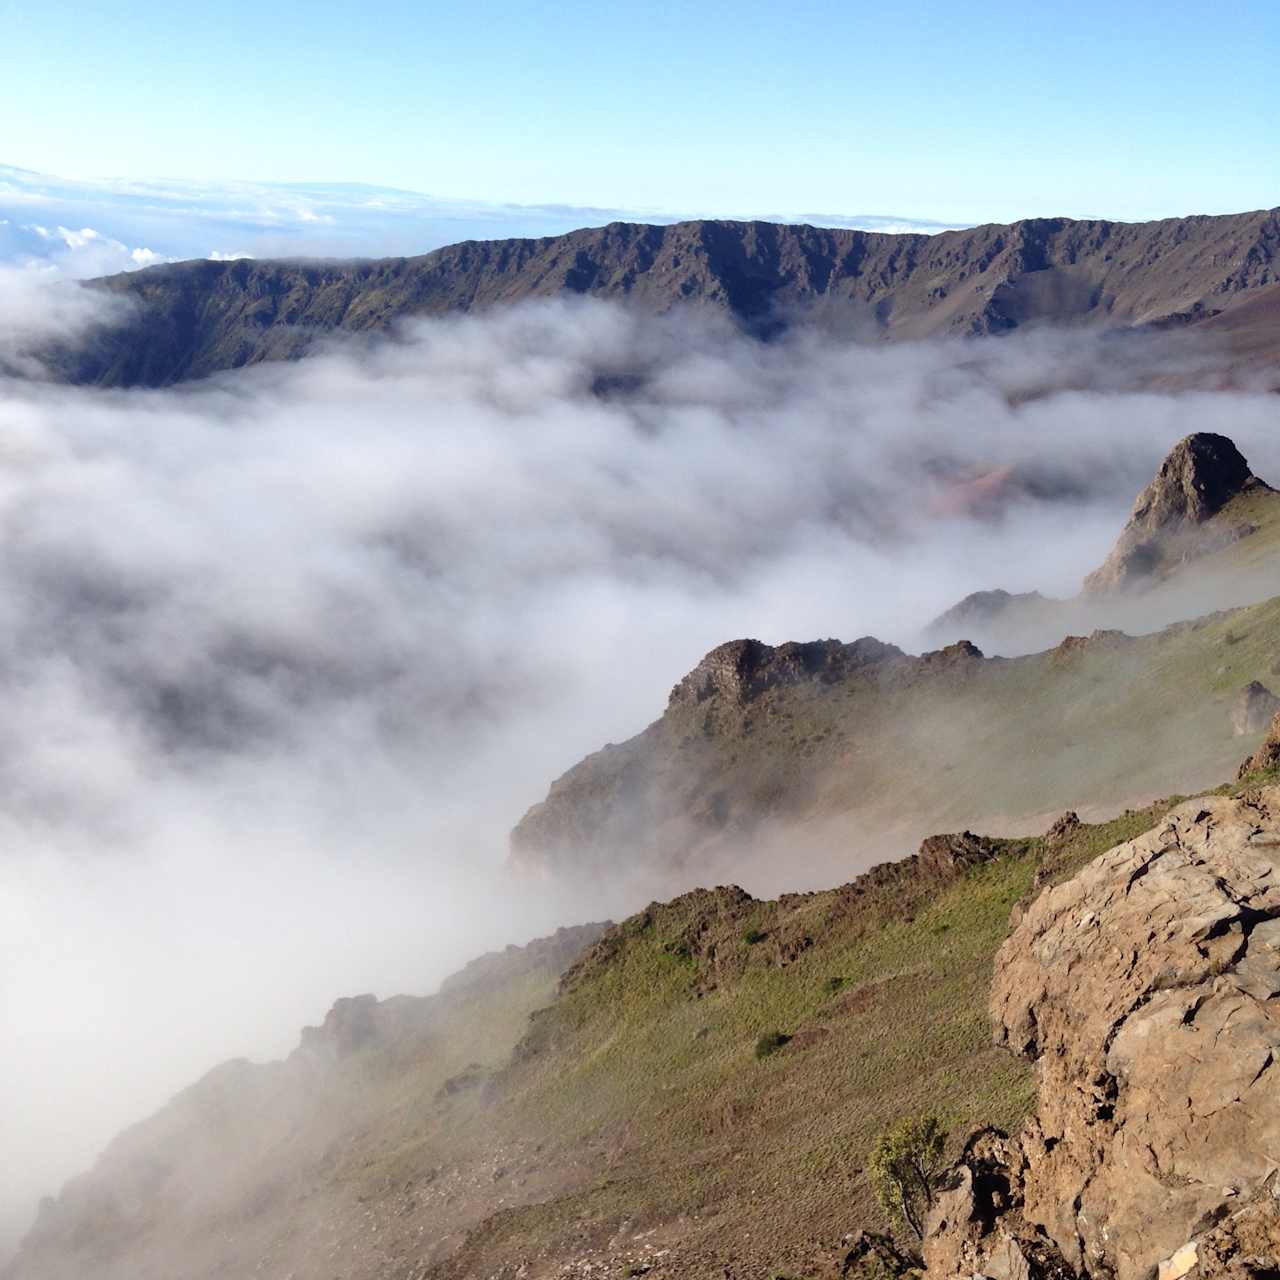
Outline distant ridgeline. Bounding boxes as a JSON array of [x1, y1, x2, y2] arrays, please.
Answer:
[[38, 206, 1280, 387]]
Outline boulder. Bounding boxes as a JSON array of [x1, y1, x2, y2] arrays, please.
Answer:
[[984, 791, 1280, 1280]]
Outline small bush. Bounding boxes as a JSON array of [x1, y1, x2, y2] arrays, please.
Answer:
[[754, 1030, 791, 1059], [742, 927, 767, 945], [867, 1114, 947, 1244]]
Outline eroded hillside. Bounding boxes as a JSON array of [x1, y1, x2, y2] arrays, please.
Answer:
[[39, 207, 1280, 387]]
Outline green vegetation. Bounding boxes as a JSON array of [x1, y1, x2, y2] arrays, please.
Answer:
[[755, 1030, 791, 1059], [868, 1114, 947, 1244], [431, 797, 1211, 1276]]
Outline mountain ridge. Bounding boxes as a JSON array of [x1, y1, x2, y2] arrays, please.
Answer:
[[41, 206, 1280, 387]]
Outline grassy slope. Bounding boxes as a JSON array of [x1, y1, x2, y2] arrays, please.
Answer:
[[427, 805, 1204, 1280]]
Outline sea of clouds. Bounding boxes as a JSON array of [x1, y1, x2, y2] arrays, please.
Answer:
[[1, 277, 1278, 1257], [0, 162, 964, 279]]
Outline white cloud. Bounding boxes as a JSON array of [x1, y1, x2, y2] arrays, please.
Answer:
[[3, 296, 1276, 1258], [0, 161, 969, 278]]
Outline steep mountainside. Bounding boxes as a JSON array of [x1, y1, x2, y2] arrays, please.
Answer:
[[5, 801, 1181, 1280], [14, 777, 1280, 1279], [6, 925, 605, 1280], [45, 208, 1280, 387], [510, 596, 1280, 884]]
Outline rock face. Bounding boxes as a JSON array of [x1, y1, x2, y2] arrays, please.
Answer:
[[1233, 681, 1280, 737], [1082, 433, 1267, 593], [42, 207, 1280, 388], [667, 636, 901, 708], [933, 791, 1280, 1280]]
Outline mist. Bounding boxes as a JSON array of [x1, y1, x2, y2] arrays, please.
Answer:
[[3, 288, 1280, 1257]]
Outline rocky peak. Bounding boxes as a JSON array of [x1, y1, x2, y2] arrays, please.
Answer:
[[1126, 432, 1255, 528], [667, 636, 901, 708], [1083, 433, 1265, 594]]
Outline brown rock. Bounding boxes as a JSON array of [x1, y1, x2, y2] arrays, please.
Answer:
[[1082, 434, 1267, 594], [915, 831, 1002, 879], [921, 1129, 1074, 1280], [987, 791, 1280, 1280], [667, 636, 900, 708], [1044, 812, 1081, 843]]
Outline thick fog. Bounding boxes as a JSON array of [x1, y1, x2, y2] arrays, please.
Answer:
[[2, 286, 1279, 1256]]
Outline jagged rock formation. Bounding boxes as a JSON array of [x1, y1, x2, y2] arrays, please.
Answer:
[[1082, 433, 1269, 594], [40, 207, 1280, 387], [668, 637, 901, 707], [928, 434, 1280, 656], [926, 791, 1280, 1279], [509, 635, 1004, 875]]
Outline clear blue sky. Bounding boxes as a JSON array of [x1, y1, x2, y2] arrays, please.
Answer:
[[4, 0, 1277, 224]]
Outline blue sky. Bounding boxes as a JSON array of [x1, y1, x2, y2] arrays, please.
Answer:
[[3, 0, 1278, 226]]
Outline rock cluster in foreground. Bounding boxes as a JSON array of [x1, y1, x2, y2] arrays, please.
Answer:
[[925, 790, 1280, 1279]]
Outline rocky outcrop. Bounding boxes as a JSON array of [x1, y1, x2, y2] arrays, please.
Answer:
[[1233, 681, 1280, 737], [1082, 434, 1268, 594], [928, 791, 1280, 1280], [667, 637, 901, 708], [922, 1128, 1076, 1280], [914, 830, 1003, 879], [41, 207, 1280, 388]]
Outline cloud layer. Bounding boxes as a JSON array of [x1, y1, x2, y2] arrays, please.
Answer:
[[2, 292, 1279, 1256], [0, 162, 965, 276]]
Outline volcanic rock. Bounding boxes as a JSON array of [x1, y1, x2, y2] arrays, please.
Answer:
[[927, 589, 1046, 636], [47, 208, 1280, 389], [667, 636, 901, 708], [1082, 433, 1266, 594], [979, 791, 1280, 1280]]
